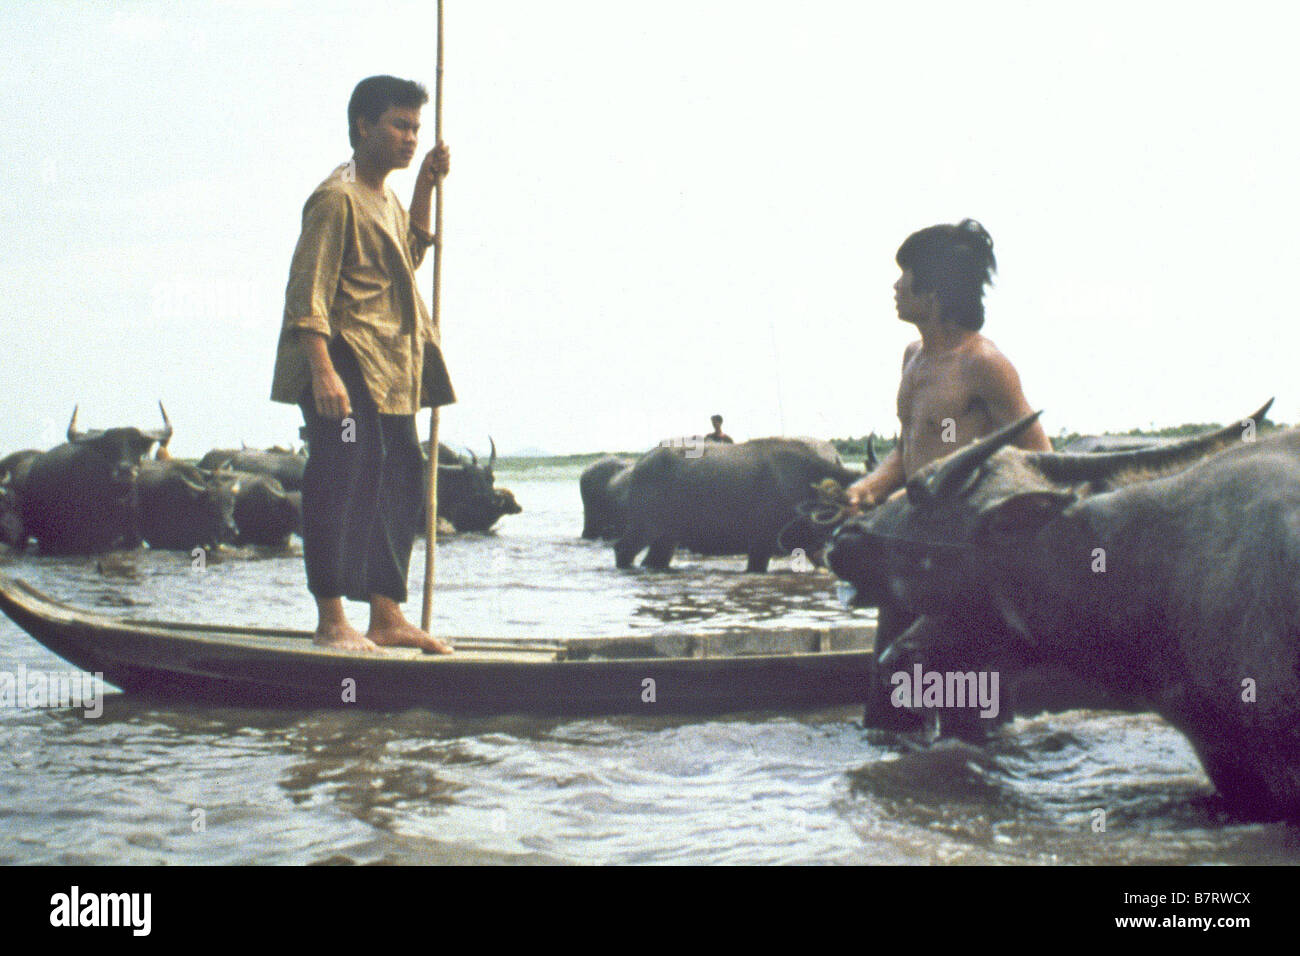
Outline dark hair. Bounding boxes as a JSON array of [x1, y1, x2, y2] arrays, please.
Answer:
[[348, 76, 429, 149], [895, 219, 997, 331], [711, 415, 723, 423]]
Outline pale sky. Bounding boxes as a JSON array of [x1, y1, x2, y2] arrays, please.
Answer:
[[1, 1, 1296, 457]]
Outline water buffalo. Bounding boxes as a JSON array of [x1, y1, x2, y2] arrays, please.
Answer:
[[208, 469, 299, 547], [615, 436, 865, 572], [198, 446, 306, 491], [827, 402, 1300, 818], [136, 459, 235, 551], [580, 456, 634, 540], [21, 404, 173, 554], [830, 405, 1271, 734], [420, 438, 522, 533], [226, 436, 518, 536]]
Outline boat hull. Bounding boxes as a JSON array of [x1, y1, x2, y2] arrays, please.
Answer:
[[0, 571, 874, 713]]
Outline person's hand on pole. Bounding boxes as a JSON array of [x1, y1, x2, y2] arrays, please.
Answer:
[[410, 144, 448, 243], [417, 143, 449, 188]]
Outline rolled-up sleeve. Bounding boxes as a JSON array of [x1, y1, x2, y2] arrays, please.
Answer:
[[407, 220, 435, 269], [283, 189, 351, 337]]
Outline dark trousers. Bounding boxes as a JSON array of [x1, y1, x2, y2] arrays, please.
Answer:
[[298, 337, 424, 604]]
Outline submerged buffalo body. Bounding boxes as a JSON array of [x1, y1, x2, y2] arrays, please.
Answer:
[[580, 456, 633, 540], [208, 469, 299, 547], [136, 460, 234, 551], [616, 437, 862, 572], [21, 405, 173, 554], [198, 447, 306, 491], [828, 402, 1300, 818]]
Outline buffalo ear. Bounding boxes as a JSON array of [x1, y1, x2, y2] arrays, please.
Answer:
[[977, 490, 1075, 540]]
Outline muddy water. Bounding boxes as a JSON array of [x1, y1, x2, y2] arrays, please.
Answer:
[[0, 464, 1295, 864]]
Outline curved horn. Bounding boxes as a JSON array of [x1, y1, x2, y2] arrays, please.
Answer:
[[1027, 399, 1274, 483], [157, 401, 173, 445], [67, 405, 83, 443], [921, 411, 1045, 501], [467, 447, 478, 468], [180, 472, 208, 494], [488, 436, 497, 469]]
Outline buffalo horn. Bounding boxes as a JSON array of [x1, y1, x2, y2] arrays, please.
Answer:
[[865, 434, 878, 469], [1028, 399, 1274, 483], [67, 405, 83, 443], [156, 401, 174, 445], [180, 472, 207, 494], [923, 411, 1045, 501], [489, 436, 497, 469]]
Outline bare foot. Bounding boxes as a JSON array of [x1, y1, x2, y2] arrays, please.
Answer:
[[314, 620, 379, 652], [367, 620, 454, 655]]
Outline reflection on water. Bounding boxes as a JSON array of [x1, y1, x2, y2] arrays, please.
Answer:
[[1, 467, 1297, 864]]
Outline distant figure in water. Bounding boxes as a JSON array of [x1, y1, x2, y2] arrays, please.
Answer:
[[705, 414, 733, 444]]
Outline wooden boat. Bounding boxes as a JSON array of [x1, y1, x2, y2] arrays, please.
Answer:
[[0, 571, 875, 713]]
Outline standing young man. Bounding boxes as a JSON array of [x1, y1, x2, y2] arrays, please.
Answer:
[[270, 75, 456, 653]]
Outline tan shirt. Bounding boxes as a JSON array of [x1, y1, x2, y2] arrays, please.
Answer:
[[269, 164, 455, 414]]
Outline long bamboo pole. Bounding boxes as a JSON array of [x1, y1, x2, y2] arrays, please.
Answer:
[[421, 0, 445, 633]]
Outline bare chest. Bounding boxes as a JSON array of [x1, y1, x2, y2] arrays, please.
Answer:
[[900, 355, 978, 422]]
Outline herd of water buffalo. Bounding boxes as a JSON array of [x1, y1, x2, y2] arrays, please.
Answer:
[[0, 404, 521, 556], [585, 403, 1300, 819]]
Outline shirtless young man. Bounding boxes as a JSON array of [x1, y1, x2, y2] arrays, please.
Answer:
[[841, 220, 1050, 732], [845, 219, 1051, 514]]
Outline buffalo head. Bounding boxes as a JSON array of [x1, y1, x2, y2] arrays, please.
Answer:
[[427, 436, 521, 532], [136, 459, 234, 551], [66, 401, 173, 486], [829, 399, 1274, 628]]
